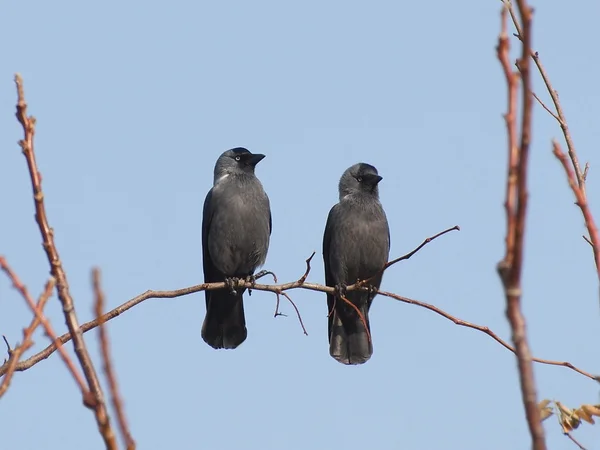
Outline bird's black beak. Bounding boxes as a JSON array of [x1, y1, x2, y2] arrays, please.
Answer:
[[362, 174, 383, 186], [247, 153, 266, 166]]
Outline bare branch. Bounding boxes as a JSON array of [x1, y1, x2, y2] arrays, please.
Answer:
[[0, 275, 54, 398], [497, 10, 520, 262], [94, 269, 136, 450], [298, 252, 316, 285], [532, 92, 562, 124], [503, 0, 585, 194], [359, 225, 460, 287], [377, 290, 597, 381], [552, 141, 600, 281], [0, 257, 86, 391], [14, 74, 115, 449], [497, 3, 547, 449], [280, 292, 308, 335], [1, 275, 596, 382], [340, 294, 371, 343], [566, 433, 587, 450]]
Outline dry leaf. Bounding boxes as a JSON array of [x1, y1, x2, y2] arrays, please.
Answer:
[[556, 401, 572, 415], [575, 407, 595, 425], [580, 404, 600, 417], [538, 399, 553, 421], [556, 401, 581, 433]]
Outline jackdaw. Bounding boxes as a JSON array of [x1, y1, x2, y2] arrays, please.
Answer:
[[201, 147, 272, 349], [323, 163, 390, 365]]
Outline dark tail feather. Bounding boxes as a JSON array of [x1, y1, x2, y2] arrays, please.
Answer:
[[202, 289, 247, 349], [328, 305, 372, 365]]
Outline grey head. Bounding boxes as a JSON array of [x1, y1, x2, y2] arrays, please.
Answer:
[[338, 162, 383, 200], [213, 147, 266, 185]]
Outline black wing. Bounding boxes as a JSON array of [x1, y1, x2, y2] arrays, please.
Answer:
[[202, 188, 221, 291], [322, 204, 339, 335]]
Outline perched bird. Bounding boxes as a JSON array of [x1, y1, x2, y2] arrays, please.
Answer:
[[323, 163, 390, 365], [201, 147, 272, 349]]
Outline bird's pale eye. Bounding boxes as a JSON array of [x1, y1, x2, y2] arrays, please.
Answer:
[[357, 177, 363, 182], [235, 156, 241, 161]]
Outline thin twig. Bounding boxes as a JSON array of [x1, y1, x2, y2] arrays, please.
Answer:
[[280, 292, 308, 335], [273, 295, 286, 318], [359, 225, 460, 286], [532, 92, 562, 123], [298, 252, 316, 284], [497, 3, 547, 449], [376, 290, 597, 380], [14, 74, 115, 449], [94, 269, 136, 450], [552, 141, 600, 281], [0, 276, 55, 398], [565, 433, 587, 450], [0, 257, 86, 391], [340, 295, 371, 343], [582, 163, 589, 182], [2, 336, 11, 356]]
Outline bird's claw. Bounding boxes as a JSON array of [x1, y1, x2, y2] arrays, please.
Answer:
[[335, 284, 348, 299], [225, 277, 238, 295], [366, 284, 379, 297], [245, 274, 258, 296]]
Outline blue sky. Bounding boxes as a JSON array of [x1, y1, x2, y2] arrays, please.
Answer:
[[1, 1, 599, 449]]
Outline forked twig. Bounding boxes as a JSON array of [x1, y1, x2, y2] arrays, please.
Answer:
[[0, 256, 87, 392], [0, 275, 54, 398]]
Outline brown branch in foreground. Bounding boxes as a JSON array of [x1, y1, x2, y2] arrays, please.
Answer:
[[552, 141, 600, 280], [0, 256, 87, 392], [0, 275, 54, 398], [14, 74, 114, 448], [497, 4, 547, 450], [94, 269, 136, 450]]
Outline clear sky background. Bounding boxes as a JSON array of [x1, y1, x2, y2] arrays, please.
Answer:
[[1, 1, 599, 449]]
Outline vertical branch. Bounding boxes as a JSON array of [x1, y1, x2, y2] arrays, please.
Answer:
[[497, 10, 520, 261], [14, 74, 116, 449], [94, 269, 137, 450], [497, 3, 547, 450]]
